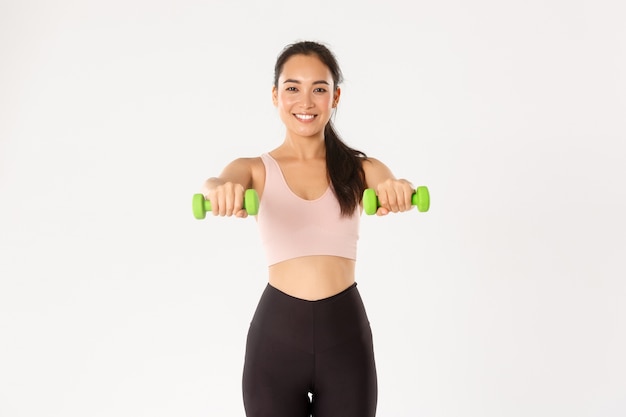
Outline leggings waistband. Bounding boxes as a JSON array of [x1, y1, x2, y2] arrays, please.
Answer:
[[266, 281, 358, 303], [250, 281, 370, 354]]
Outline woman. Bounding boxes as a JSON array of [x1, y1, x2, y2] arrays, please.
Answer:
[[201, 40, 415, 417]]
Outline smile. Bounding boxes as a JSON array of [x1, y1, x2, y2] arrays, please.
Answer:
[[294, 114, 316, 120]]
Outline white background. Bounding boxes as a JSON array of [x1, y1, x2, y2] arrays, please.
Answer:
[[1, 1, 625, 416]]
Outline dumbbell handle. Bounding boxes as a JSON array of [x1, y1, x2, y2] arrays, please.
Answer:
[[363, 186, 430, 215], [192, 189, 259, 219]]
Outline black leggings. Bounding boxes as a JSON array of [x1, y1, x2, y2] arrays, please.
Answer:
[[242, 282, 378, 417]]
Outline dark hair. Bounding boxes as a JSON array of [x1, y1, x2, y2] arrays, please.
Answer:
[[274, 41, 367, 216]]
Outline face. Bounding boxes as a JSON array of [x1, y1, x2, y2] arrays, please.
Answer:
[[272, 54, 340, 139]]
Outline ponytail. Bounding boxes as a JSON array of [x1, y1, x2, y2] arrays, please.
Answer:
[[324, 122, 367, 216]]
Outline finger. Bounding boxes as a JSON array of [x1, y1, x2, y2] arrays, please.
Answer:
[[224, 190, 236, 216], [208, 190, 220, 216], [377, 189, 390, 212], [399, 186, 412, 211], [403, 182, 416, 211], [385, 189, 400, 213], [217, 191, 228, 216], [390, 182, 413, 212], [233, 189, 244, 216], [376, 207, 389, 216]]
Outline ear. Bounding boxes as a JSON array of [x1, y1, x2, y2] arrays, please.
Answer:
[[332, 87, 341, 108], [272, 85, 278, 107]]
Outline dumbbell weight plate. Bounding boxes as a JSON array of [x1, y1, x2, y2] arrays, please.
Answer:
[[192, 193, 208, 219]]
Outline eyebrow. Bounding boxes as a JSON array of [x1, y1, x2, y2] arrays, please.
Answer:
[[282, 79, 330, 86]]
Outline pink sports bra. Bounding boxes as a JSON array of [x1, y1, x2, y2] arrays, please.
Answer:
[[257, 153, 360, 266]]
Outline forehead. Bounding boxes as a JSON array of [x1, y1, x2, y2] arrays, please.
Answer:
[[279, 54, 333, 82]]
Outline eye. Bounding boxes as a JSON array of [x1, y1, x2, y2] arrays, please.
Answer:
[[285, 86, 298, 92], [314, 87, 328, 93]]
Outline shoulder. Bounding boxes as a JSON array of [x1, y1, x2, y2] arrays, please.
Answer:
[[218, 156, 265, 181], [361, 156, 388, 172], [227, 156, 264, 169], [360, 156, 395, 188], [234, 156, 266, 187]]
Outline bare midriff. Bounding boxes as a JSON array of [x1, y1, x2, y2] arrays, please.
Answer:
[[268, 255, 356, 301]]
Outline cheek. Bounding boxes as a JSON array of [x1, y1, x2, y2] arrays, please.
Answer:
[[316, 95, 334, 109], [276, 94, 294, 110]]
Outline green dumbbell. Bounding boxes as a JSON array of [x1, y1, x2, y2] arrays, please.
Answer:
[[192, 189, 260, 219], [362, 186, 430, 215]]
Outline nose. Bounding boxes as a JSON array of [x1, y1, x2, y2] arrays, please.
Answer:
[[300, 92, 314, 109]]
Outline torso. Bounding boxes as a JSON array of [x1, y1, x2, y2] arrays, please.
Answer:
[[247, 151, 357, 301], [268, 256, 356, 301]]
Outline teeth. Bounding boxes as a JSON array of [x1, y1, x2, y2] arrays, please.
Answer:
[[295, 114, 315, 120]]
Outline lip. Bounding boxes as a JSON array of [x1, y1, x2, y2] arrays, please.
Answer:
[[293, 113, 317, 122]]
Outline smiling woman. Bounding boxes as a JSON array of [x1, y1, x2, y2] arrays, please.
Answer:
[[273, 54, 339, 142], [199, 40, 417, 417]]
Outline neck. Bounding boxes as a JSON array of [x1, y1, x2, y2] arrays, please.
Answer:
[[279, 133, 326, 160]]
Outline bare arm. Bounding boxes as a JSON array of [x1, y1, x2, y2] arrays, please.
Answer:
[[200, 158, 255, 217], [362, 157, 414, 216]]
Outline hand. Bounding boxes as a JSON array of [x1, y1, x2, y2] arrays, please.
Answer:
[[206, 182, 248, 218], [374, 179, 414, 216]]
